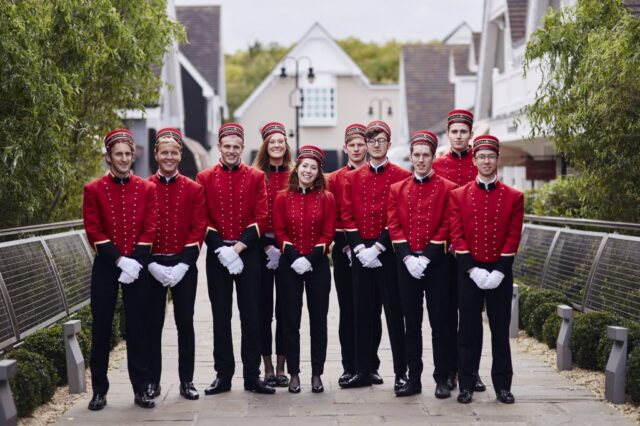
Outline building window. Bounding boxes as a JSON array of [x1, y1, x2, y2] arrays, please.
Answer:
[[301, 74, 337, 127]]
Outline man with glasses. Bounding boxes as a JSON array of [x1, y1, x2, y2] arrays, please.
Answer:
[[448, 135, 524, 404], [340, 120, 410, 391]]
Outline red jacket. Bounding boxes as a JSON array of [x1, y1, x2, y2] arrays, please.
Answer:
[[273, 188, 336, 264], [196, 162, 268, 250], [341, 161, 411, 248], [149, 172, 207, 266], [327, 164, 357, 247], [387, 173, 457, 261], [432, 148, 476, 187], [83, 172, 157, 265], [264, 165, 290, 239], [448, 179, 524, 273]]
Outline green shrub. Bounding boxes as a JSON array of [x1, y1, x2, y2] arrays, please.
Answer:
[[521, 288, 566, 334], [531, 177, 583, 218], [518, 284, 532, 330], [572, 311, 622, 370], [22, 324, 67, 385], [627, 346, 640, 404], [6, 348, 58, 417], [542, 311, 563, 349], [595, 320, 640, 372], [528, 302, 559, 341]]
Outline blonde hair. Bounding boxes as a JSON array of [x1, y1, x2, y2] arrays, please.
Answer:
[[252, 133, 293, 180]]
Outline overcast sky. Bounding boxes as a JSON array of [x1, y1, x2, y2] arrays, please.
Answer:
[[176, 0, 484, 52]]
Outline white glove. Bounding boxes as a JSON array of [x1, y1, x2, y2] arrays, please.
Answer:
[[356, 246, 381, 268], [215, 246, 240, 267], [265, 245, 281, 270], [469, 267, 491, 289], [484, 270, 505, 290], [168, 262, 189, 287], [117, 257, 143, 280], [148, 262, 173, 286], [417, 255, 430, 271], [291, 257, 313, 275], [227, 257, 244, 275], [343, 245, 352, 267], [118, 270, 136, 284], [403, 256, 425, 279]]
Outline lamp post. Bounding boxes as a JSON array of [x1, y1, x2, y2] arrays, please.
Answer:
[[368, 98, 393, 120], [280, 56, 315, 153]]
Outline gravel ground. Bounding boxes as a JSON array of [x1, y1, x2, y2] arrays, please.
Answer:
[[514, 331, 640, 424]]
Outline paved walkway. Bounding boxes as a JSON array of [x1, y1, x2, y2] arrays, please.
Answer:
[[57, 255, 634, 425]]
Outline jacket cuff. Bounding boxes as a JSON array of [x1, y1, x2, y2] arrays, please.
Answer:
[[494, 255, 515, 274], [305, 246, 325, 265], [95, 241, 121, 266], [392, 241, 411, 260], [179, 245, 200, 267], [456, 252, 475, 273], [132, 244, 152, 266], [239, 224, 259, 248], [283, 244, 302, 263], [260, 234, 277, 248], [205, 228, 224, 251], [423, 242, 446, 263], [375, 229, 390, 249], [346, 230, 364, 250]]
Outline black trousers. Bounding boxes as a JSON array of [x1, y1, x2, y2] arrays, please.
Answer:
[[398, 256, 450, 384], [258, 249, 285, 357], [205, 245, 261, 382], [457, 265, 513, 392], [147, 255, 198, 385], [332, 238, 382, 374], [280, 256, 331, 376], [352, 243, 406, 376], [90, 258, 149, 394]]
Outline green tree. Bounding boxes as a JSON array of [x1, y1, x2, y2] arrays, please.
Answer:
[[0, 0, 183, 227], [337, 38, 405, 84], [523, 0, 640, 222]]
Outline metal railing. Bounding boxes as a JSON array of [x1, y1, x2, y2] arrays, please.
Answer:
[[0, 224, 92, 352], [515, 218, 640, 322]]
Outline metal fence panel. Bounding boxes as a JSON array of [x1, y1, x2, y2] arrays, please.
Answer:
[[0, 238, 67, 339], [585, 236, 640, 322], [43, 232, 92, 313], [513, 225, 557, 288], [541, 230, 605, 308], [0, 274, 17, 350]]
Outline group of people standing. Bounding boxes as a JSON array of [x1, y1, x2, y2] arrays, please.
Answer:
[[82, 108, 523, 412]]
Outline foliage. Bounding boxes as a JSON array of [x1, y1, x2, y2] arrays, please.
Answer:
[[337, 38, 404, 84], [22, 324, 69, 385], [527, 302, 559, 341], [0, 0, 183, 227], [572, 311, 622, 370], [523, 0, 640, 222], [542, 311, 562, 349], [595, 319, 640, 371], [531, 177, 583, 217], [628, 346, 640, 403], [520, 288, 566, 333], [6, 348, 58, 417]]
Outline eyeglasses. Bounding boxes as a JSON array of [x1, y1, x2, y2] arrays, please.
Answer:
[[366, 138, 389, 146], [475, 154, 498, 161]]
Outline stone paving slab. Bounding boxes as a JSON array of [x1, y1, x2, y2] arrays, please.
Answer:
[[56, 253, 635, 425]]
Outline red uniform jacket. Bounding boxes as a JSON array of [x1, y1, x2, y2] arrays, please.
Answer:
[[196, 162, 268, 250], [149, 172, 207, 266], [263, 165, 290, 246], [432, 148, 476, 187], [341, 161, 411, 249], [273, 188, 336, 265], [448, 179, 524, 273], [327, 164, 356, 246], [83, 172, 157, 266], [387, 173, 457, 261]]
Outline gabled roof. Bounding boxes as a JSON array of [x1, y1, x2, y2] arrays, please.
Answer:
[[625, 0, 640, 18], [402, 44, 455, 134], [507, 0, 529, 46], [176, 6, 221, 94]]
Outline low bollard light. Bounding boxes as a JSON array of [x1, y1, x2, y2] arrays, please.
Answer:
[[64, 320, 86, 394], [0, 359, 17, 426], [605, 326, 627, 404], [556, 305, 573, 371]]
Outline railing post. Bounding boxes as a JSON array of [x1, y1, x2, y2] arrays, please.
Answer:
[[556, 305, 573, 371], [0, 360, 17, 426], [605, 326, 627, 404], [64, 320, 86, 394], [510, 284, 519, 338]]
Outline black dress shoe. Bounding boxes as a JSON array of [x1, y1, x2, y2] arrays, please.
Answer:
[[340, 372, 372, 388], [446, 373, 457, 391], [146, 383, 161, 399], [435, 382, 451, 399], [204, 378, 232, 395], [457, 389, 473, 404], [496, 389, 515, 404], [275, 374, 289, 387], [370, 371, 384, 385], [134, 392, 155, 409], [179, 382, 199, 400], [244, 378, 276, 394], [88, 393, 107, 411], [311, 376, 324, 393], [474, 375, 486, 392], [394, 374, 408, 392], [395, 380, 422, 397], [338, 371, 353, 386], [264, 375, 277, 388]]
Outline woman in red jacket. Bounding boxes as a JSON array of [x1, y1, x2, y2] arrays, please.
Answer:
[[273, 145, 336, 394], [252, 122, 292, 388]]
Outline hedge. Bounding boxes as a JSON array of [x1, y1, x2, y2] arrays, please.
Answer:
[[528, 302, 559, 341], [595, 320, 640, 372], [6, 348, 58, 417], [520, 287, 566, 333], [542, 311, 562, 349], [572, 311, 622, 370], [628, 346, 640, 404]]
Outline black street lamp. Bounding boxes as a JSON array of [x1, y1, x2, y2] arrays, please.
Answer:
[[368, 98, 393, 120], [279, 56, 315, 153]]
